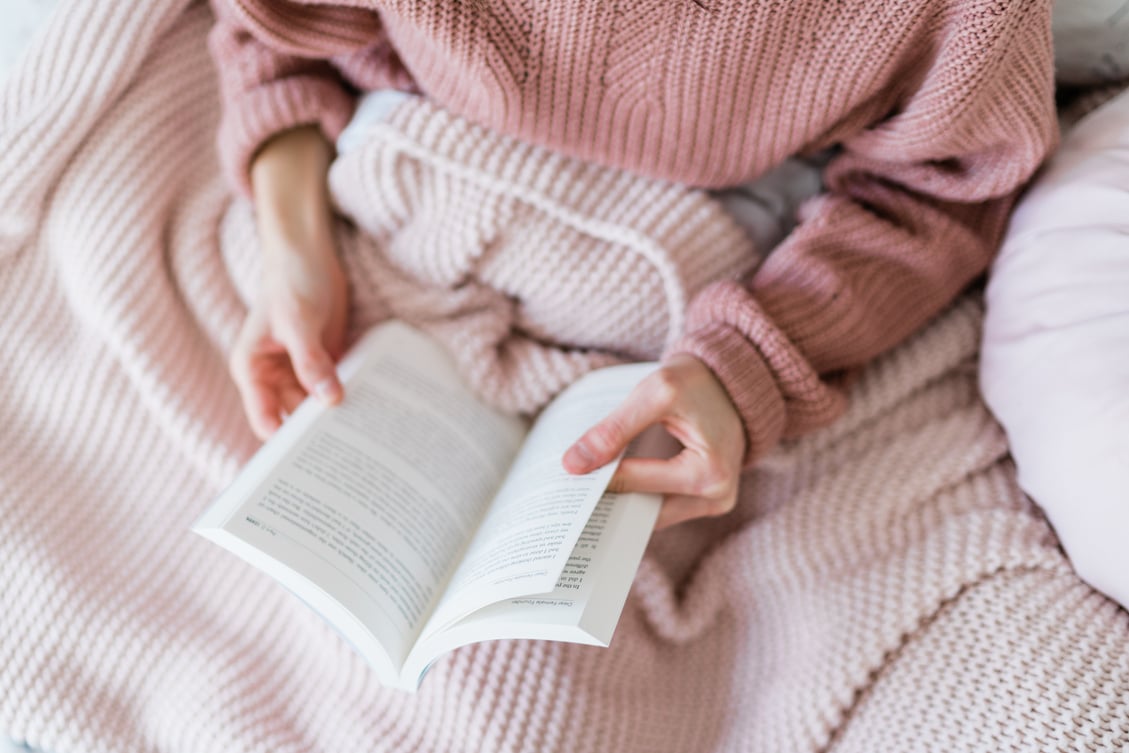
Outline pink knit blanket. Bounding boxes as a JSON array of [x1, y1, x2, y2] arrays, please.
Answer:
[[2, 3, 1128, 751]]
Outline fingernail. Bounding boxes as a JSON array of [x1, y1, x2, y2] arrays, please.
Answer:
[[563, 442, 593, 473], [314, 377, 340, 403]]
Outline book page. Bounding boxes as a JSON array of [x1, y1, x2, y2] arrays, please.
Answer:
[[194, 322, 527, 671], [421, 362, 658, 635], [403, 489, 661, 686]]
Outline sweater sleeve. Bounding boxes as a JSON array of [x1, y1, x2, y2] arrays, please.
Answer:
[[668, 1, 1058, 468], [208, 0, 413, 197]]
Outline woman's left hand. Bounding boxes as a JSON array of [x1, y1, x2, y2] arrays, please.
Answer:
[[562, 354, 747, 530]]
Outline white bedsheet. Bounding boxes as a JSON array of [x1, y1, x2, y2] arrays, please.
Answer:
[[0, 0, 60, 82], [0, 0, 57, 75]]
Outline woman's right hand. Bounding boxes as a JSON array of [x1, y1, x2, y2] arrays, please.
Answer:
[[230, 126, 349, 440]]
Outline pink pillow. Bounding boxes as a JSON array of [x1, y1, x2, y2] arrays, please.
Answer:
[[981, 87, 1129, 609]]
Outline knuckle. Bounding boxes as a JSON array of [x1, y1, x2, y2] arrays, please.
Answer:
[[696, 459, 730, 498], [291, 347, 326, 379], [588, 420, 624, 454], [689, 460, 739, 503], [283, 328, 313, 356], [687, 464, 713, 497], [706, 494, 736, 517], [647, 369, 681, 408]]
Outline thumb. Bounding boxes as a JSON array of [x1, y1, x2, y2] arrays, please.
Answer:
[[276, 316, 343, 405]]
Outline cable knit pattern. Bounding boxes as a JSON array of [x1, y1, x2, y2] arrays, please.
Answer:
[[2, 4, 1128, 752], [210, 0, 1058, 467]]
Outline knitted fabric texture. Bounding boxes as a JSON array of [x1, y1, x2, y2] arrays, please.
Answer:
[[319, 98, 757, 413], [2, 3, 1128, 753], [210, 0, 1060, 468]]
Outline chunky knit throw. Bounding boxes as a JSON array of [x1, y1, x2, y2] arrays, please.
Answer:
[[2, 3, 1128, 753]]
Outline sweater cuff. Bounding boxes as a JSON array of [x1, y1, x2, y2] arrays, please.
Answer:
[[668, 321, 787, 469], [217, 75, 356, 198]]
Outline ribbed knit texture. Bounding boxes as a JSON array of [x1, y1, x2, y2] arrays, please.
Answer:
[[322, 98, 757, 413], [211, 0, 1059, 468], [2, 4, 1128, 752]]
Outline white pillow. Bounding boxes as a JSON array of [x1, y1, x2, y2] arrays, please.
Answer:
[[981, 87, 1129, 609], [1053, 0, 1129, 84]]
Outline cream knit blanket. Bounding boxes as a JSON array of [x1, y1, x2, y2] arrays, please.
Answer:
[[2, 3, 1128, 752]]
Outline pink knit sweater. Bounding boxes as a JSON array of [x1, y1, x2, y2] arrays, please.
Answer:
[[210, 0, 1057, 465]]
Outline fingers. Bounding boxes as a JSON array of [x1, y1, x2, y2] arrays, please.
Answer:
[[606, 457, 692, 495], [562, 372, 676, 474], [565, 355, 747, 530], [278, 383, 308, 416], [275, 315, 343, 405], [229, 351, 283, 441], [229, 304, 343, 441], [228, 311, 272, 439], [240, 382, 282, 440], [655, 493, 738, 530], [609, 454, 739, 531], [608, 455, 735, 500]]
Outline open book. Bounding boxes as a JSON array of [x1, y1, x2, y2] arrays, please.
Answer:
[[194, 322, 662, 691]]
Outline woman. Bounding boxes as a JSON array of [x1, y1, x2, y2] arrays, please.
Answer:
[[211, 0, 1057, 529]]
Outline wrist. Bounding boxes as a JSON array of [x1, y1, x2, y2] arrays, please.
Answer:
[[258, 216, 337, 266], [669, 323, 784, 468], [252, 126, 336, 260]]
